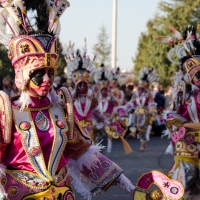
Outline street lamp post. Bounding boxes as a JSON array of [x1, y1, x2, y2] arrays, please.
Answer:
[[112, 0, 117, 69]]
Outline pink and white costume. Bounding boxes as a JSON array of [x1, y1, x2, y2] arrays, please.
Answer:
[[0, 1, 134, 199]]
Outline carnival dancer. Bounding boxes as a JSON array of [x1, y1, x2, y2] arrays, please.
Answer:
[[116, 73, 136, 105], [93, 64, 114, 152], [154, 25, 200, 199], [66, 49, 98, 144], [129, 68, 159, 151], [0, 1, 135, 199], [93, 65, 132, 154], [131, 82, 149, 151]]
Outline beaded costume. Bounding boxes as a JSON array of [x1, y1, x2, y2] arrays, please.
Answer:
[[66, 49, 97, 144], [0, 1, 134, 199], [129, 68, 159, 151], [156, 25, 200, 200]]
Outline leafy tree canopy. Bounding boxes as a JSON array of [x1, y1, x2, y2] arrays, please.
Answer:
[[133, 0, 200, 87]]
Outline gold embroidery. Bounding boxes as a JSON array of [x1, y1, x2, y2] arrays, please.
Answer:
[[12, 104, 51, 111], [45, 53, 51, 67], [20, 44, 30, 53]]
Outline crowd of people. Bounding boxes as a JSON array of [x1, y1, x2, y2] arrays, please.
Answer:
[[0, 77, 19, 98], [0, 66, 172, 153]]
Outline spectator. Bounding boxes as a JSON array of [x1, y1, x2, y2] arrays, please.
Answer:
[[1, 77, 10, 96], [125, 84, 134, 102], [154, 84, 165, 113], [164, 86, 172, 109], [151, 82, 159, 99], [10, 81, 19, 98]]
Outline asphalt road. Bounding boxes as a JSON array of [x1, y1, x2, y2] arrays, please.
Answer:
[[75, 136, 174, 200]]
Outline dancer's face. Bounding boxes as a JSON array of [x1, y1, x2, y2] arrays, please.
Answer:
[[77, 81, 88, 95], [101, 88, 108, 97], [28, 68, 54, 97], [138, 86, 144, 95]]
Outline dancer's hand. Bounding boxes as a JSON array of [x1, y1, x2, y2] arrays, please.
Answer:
[[116, 173, 135, 192]]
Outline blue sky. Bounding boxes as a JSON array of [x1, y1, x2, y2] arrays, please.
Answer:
[[60, 0, 161, 71]]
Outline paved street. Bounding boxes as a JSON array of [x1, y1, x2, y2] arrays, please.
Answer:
[[75, 136, 174, 200]]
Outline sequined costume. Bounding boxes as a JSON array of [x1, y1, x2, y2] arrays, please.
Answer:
[[66, 49, 98, 144], [0, 89, 124, 199], [92, 65, 133, 154], [0, 1, 134, 199], [138, 25, 200, 200], [129, 68, 159, 151]]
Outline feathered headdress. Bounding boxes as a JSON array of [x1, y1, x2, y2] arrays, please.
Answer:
[[0, 0, 70, 90], [156, 25, 200, 81], [94, 63, 113, 90], [139, 67, 160, 86], [147, 68, 160, 84], [112, 67, 120, 81], [66, 43, 94, 86], [117, 74, 135, 86]]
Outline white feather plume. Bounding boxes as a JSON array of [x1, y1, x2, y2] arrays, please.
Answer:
[[52, 20, 61, 38], [15, 92, 34, 111], [67, 143, 105, 200], [165, 143, 174, 155]]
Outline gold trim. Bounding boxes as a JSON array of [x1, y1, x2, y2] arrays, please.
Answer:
[[96, 163, 116, 185], [58, 87, 74, 140], [0, 91, 13, 143], [6, 170, 50, 190], [12, 104, 51, 111], [22, 185, 72, 200], [47, 107, 68, 177]]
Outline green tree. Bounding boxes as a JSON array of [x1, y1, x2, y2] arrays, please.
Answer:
[[56, 39, 67, 76], [92, 25, 111, 68], [133, 0, 200, 87], [0, 45, 14, 80]]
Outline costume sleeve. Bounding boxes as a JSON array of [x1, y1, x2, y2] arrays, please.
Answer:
[[67, 142, 123, 199], [65, 123, 91, 159]]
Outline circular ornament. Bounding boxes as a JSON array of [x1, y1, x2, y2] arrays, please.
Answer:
[[173, 118, 182, 127], [56, 120, 65, 129], [150, 190, 161, 200], [184, 134, 195, 144], [8, 186, 19, 196], [170, 186, 179, 194], [100, 161, 111, 170], [1, 177, 7, 186], [19, 122, 31, 130], [89, 172, 99, 182], [63, 191, 74, 200], [175, 141, 183, 152], [186, 144, 197, 153]]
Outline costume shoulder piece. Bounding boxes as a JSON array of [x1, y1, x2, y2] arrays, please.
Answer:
[[58, 87, 90, 158], [0, 91, 12, 144], [57, 87, 74, 140]]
